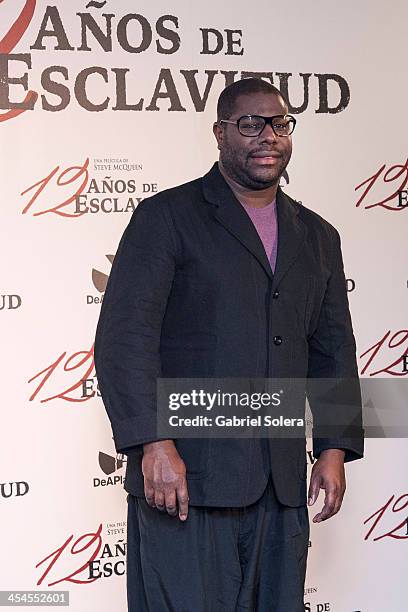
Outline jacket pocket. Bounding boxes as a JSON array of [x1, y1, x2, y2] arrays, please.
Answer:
[[174, 438, 211, 479], [297, 449, 307, 481]]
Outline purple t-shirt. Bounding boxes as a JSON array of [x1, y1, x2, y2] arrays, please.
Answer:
[[241, 198, 278, 273]]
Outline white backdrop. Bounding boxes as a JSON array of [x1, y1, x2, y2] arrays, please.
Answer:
[[1, 1, 407, 610]]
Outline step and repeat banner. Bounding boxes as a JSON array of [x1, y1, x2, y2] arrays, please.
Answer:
[[1, 1, 407, 610]]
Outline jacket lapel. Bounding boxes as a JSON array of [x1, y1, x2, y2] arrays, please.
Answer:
[[202, 163, 273, 280], [202, 162, 308, 287], [273, 185, 308, 289]]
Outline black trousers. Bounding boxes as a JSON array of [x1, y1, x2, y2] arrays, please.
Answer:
[[126, 476, 309, 612]]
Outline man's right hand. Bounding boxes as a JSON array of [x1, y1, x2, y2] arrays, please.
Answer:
[[142, 440, 189, 521]]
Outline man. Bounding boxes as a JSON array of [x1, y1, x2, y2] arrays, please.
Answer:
[[94, 77, 364, 611]]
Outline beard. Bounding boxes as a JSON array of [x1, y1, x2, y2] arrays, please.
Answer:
[[220, 145, 290, 190]]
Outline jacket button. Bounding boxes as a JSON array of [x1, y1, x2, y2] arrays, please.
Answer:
[[272, 290, 280, 299], [273, 335, 283, 345]]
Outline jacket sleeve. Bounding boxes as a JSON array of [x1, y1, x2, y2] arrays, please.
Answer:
[[306, 227, 365, 462], [94, 197, 178, 454]]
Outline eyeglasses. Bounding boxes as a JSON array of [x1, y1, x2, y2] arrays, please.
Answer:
[[219, 114, 296, 137]]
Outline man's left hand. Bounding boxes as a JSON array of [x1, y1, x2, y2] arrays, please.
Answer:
[[308, 449, 346, 523]]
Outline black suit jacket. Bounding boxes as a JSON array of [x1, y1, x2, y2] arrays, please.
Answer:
[[94, 162, 364, 508]]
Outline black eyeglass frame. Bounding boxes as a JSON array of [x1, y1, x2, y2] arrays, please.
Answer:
[[219, 114, 296, 137]]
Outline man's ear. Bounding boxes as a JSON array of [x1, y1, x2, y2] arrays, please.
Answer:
[[213, 122, 223, 150]]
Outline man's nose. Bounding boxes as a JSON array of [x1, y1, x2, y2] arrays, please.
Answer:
[[258, 122, 278, 142]]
